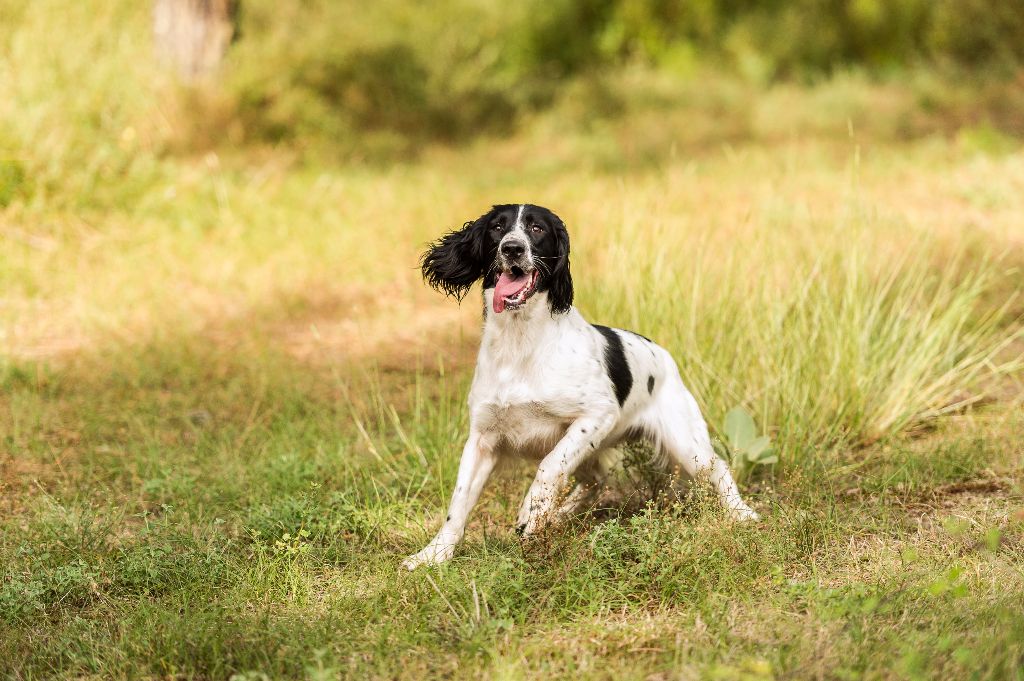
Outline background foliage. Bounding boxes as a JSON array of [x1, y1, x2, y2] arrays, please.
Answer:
[[3, 0, 1024, 170], [222, 0, 1024, 154]]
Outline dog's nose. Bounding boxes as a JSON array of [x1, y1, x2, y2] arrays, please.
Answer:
[[501, 241, 526, 259]]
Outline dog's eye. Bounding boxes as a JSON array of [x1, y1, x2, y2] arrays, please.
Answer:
[[529, 224, 543, 234]]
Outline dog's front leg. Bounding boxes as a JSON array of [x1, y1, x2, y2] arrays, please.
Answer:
[[516, 412, 617, 537], [403, 431, 497, 570]]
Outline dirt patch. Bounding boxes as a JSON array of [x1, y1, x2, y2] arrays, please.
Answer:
[[3, 276, 483, 378], [928, 477, 1012, 498], [896, 475, 1019, 518], [264, 283, 480, 370]]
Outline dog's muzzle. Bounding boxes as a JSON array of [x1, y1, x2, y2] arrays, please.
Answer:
[[499, 239, 529, 270], [493, 239, 538, 313]]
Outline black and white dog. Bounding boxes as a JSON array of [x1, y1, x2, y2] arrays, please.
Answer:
[[403, 204, 757, 569]]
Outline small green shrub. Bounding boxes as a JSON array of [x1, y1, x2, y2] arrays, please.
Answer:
[[712, 406, 777, 479], [0, 559, 100, 623], [113, 540, 227, 597]]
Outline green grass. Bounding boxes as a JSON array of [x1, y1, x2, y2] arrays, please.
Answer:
[[3, 1, 1024, 678], [1, 340, 1023, 678], [3, 148, 1023, 679]]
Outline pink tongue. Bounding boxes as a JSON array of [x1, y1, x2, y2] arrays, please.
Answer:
[[493, 271, 529, 313]]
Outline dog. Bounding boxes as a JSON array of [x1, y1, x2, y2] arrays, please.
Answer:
[[403, 204, 757, 569]]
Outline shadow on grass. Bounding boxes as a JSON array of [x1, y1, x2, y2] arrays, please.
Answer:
[[0, 282, 484, 506]]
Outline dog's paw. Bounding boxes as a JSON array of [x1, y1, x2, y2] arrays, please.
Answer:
[[516, 485, 561, 538], [727, 504, 760, 522], [515, 506, 546, 539], [517, 519, 541, 540], [401, 543, 455, 570]]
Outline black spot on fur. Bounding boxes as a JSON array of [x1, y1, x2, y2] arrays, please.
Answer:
[[648, 375, 655, 394], [446, 515, 451, 522], [592, 325, 633, 406], [515, 523, 526, 536]]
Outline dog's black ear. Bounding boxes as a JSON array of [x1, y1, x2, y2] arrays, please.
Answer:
[[546, 217, 573, 314], [420, 214, 490, 301]]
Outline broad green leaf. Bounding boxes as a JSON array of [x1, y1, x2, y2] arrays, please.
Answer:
[[724, 406, 757, 449], [746, 447, 774, 464], [745, 435, 771, 458]]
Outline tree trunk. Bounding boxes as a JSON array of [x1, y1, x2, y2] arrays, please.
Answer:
[[153, 0, 236, 82]]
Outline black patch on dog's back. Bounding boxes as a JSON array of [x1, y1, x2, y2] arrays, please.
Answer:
[[592, 325, 632, 407]]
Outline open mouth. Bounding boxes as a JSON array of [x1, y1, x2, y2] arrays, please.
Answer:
[[493, 266, 540, 313]]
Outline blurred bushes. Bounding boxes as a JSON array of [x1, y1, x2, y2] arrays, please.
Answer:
[[3, 0, 1023, 168], [219, 0, 1024, 156], [560, 0, 1024, 75], [224, 1, 639, 156], [225, 1, 531, 157], [929, 0, 1024, 67]]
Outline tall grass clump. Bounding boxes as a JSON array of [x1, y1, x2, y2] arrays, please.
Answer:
[[577, 205, 1020, 452], [0, 1, 174, 211]]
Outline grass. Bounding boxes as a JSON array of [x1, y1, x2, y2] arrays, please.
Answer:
[[3, 2, 1024, 679], [1, 349, 1023, 678]]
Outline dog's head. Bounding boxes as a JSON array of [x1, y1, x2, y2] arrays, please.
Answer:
[[421, 204, 573, 314]]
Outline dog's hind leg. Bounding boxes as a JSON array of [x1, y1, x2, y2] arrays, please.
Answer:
[[537, 446, 621, 524], [641, 373, 758, 521], [553, 482, 595, 518]]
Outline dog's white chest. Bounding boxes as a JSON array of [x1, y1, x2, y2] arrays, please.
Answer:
[[475, 398, 569, 459], [469, 305, 601, 457]]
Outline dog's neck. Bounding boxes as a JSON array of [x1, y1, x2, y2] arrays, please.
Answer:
[[480, 289, 565, 359]]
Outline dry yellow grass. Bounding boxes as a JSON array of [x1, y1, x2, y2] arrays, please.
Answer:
[[4, 138, 1022, 360]]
